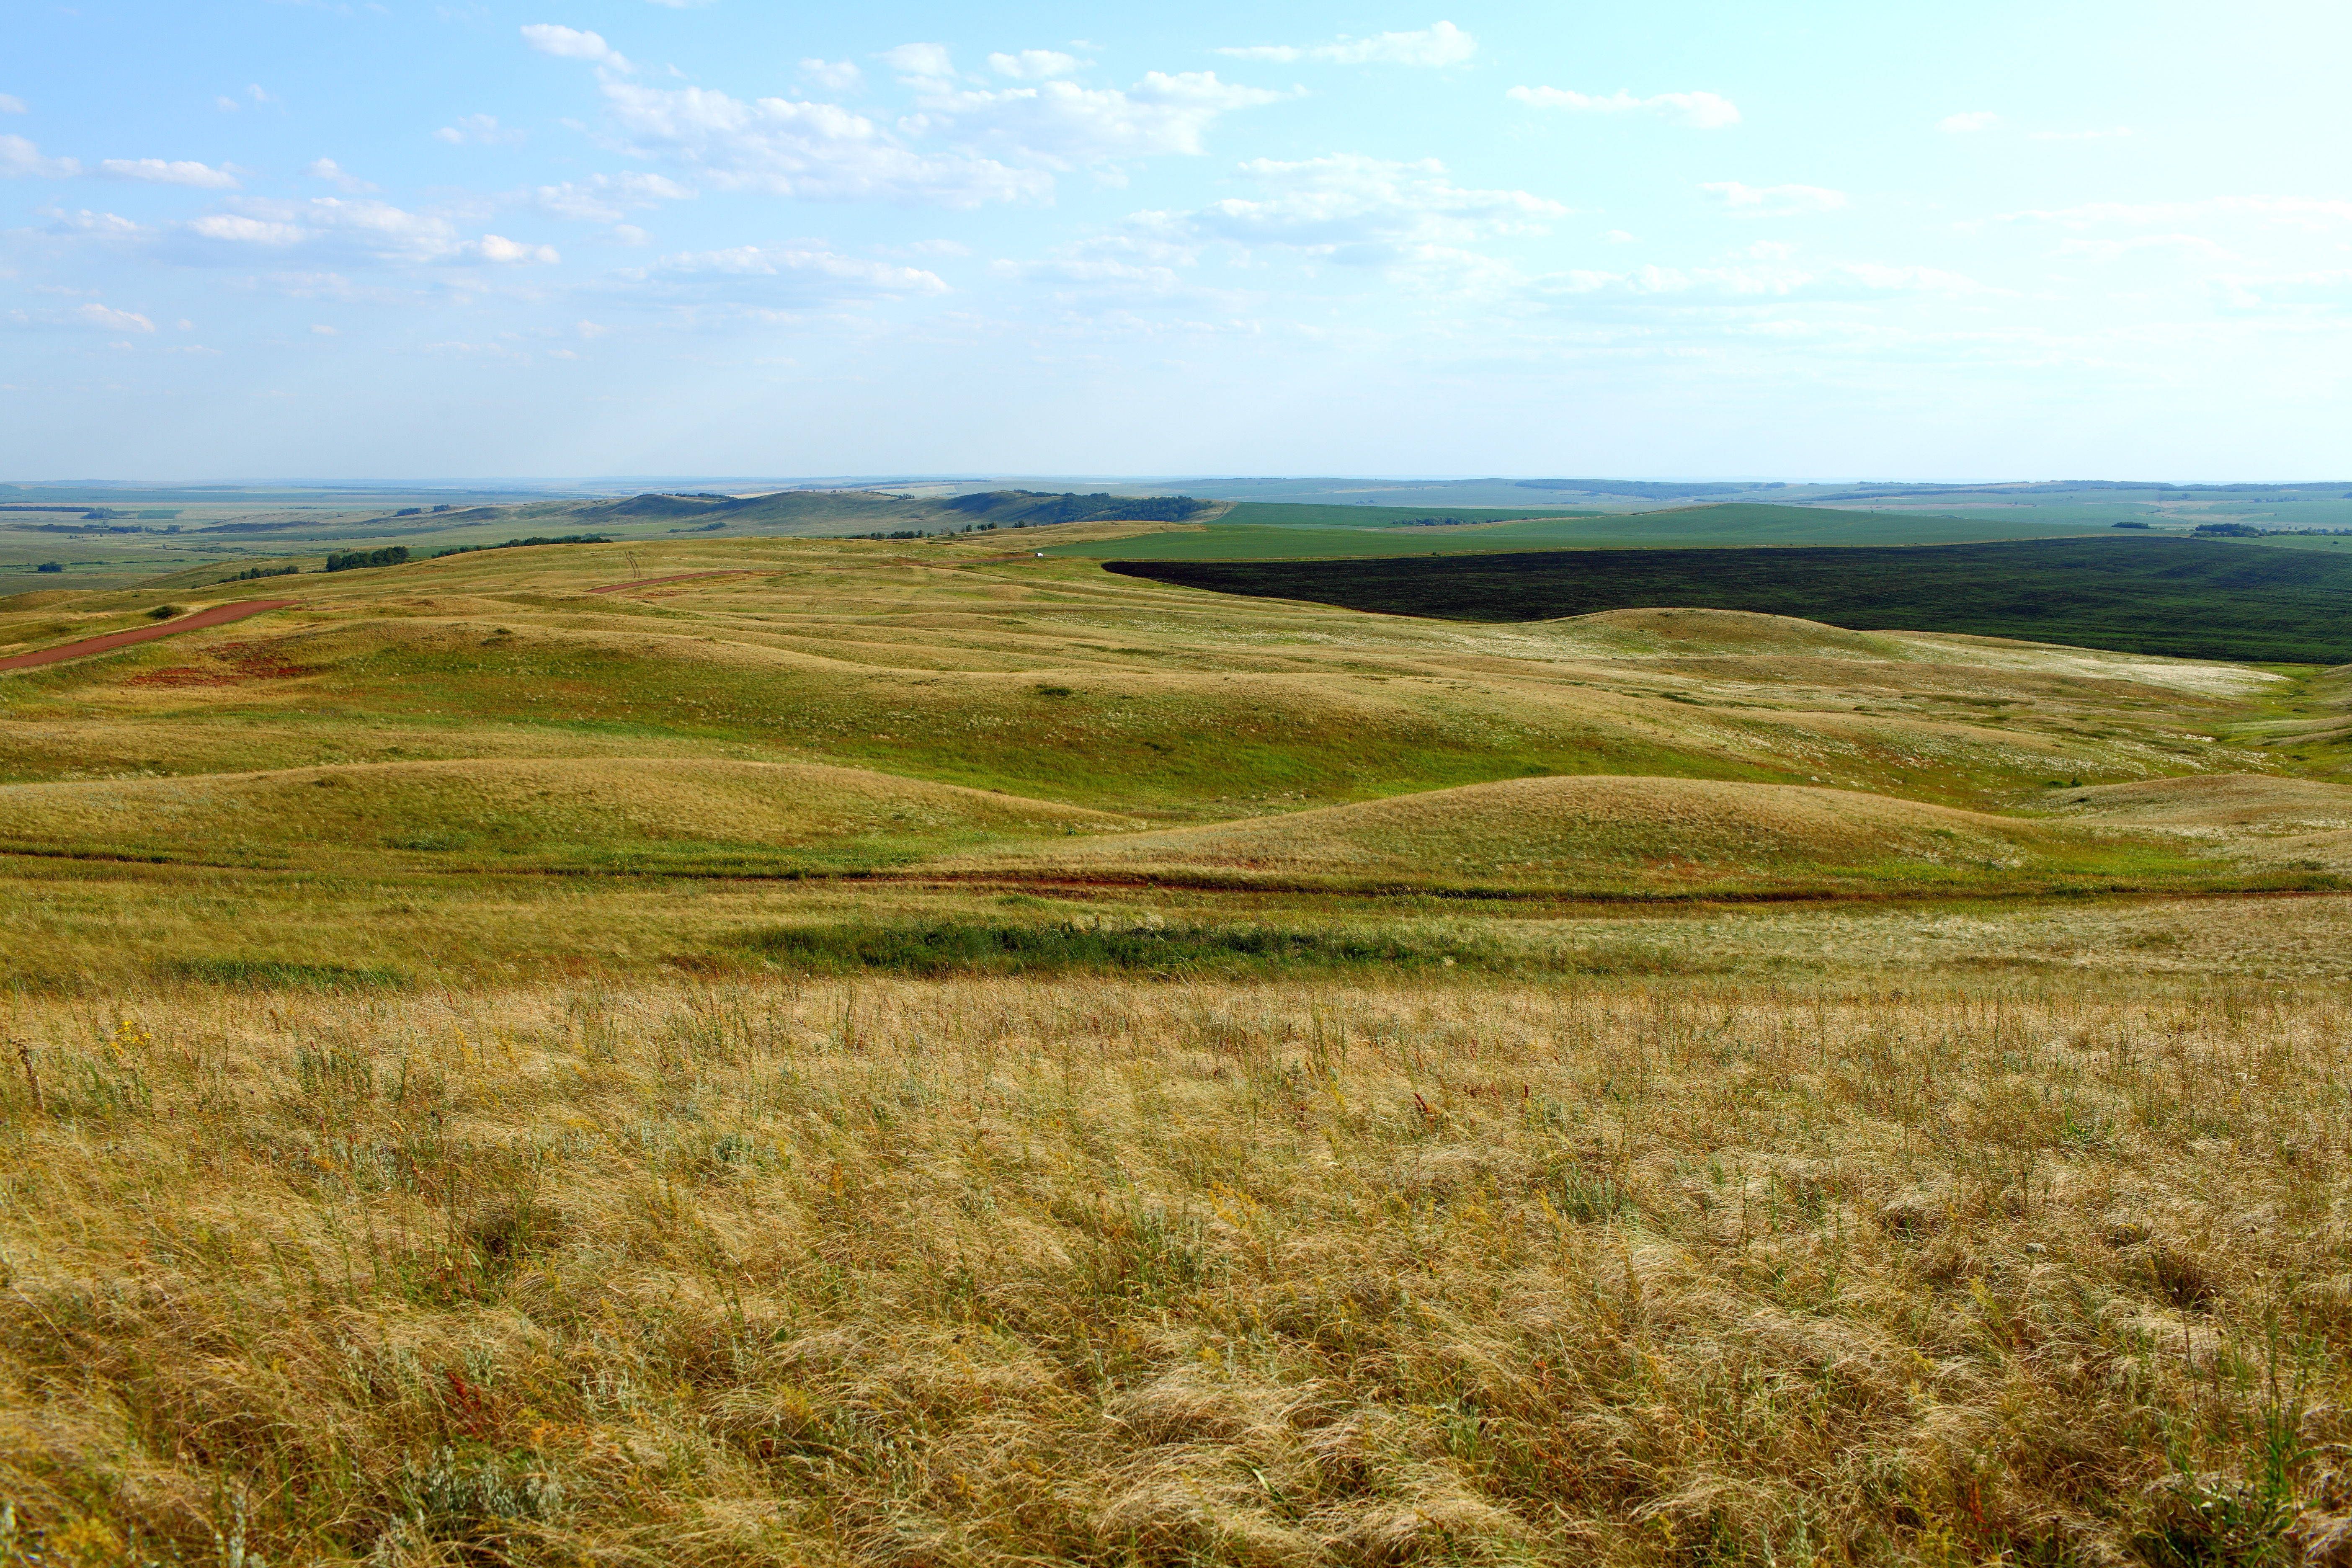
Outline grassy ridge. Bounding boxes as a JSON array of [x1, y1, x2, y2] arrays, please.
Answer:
[[1107, 534, 2352, 663]]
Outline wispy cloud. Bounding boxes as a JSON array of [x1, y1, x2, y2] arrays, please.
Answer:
[[435, 114, 526, 147], [305, 157, 377, 193], [0, 134, 82, 178], [528, 171, 694, 221], [798, 59, 862, 92], [1216, 21, 1475, 67], [2030, 126, 2133, 142], [100, 157, 241, 189], [1700, 181, 1848, 217], [1508, 85, 1739, 129], [988, 49, 1086, 80], [521, 23, 631, 72], [7, 302, 156, 332], [0, 95, 26, 115]]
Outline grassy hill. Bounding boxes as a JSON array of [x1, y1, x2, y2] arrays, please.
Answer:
[[7, 522, 2352, 1568]]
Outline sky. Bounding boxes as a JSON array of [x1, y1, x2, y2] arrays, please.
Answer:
[[3, 0, 2348, 481]]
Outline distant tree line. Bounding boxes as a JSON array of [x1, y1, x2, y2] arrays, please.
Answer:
[[432, 534, 611, 558], [232, 563, 303, 581], [325, 546, 411, 572]]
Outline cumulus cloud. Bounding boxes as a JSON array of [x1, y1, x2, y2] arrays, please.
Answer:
[[1217, 20, 1475, 67], [99, 157, 240, 188], [903, 72, 1287, 169], [1, 135, 82, 178], [529, 170, 694, 220], [305, 157, 377, 192], [0, 95, 25, 115], [1184, 154, 1567, 258], [799, 58, 863, 92], [43, 208, 144, 235], [521, 23, 631, 71], [175, 196, 562, 267], [988, 49, 1085, 79], [1700, 181, 1848, 217], [1938, 111, 1998, 132], [436, 114, 526, 146], [1012, 153, 1566, 298], [7, 302, 156, 331], [1507, 85, 1739, 129], [597, 82, 1047, 205]]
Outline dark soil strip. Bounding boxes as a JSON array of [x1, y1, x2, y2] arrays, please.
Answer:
[[1106, 536, 2352, 665], [590, 571, 758, 594], [0, 598, 298, 673]]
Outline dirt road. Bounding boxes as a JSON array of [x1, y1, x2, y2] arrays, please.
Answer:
[[0, 598, 298, 673]]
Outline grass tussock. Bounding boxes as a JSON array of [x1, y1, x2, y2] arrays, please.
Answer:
[[2, 973, 2350, 1565]]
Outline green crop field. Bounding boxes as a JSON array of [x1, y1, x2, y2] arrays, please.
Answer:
[[1048, 501, 2120, 560], [1107, 532, 2352, 664]]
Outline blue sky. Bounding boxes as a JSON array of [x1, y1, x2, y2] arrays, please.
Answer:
[[3, 0, 2347, 480]]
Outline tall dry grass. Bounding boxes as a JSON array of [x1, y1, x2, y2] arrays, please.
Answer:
[[2, 972, 2348, 1565]]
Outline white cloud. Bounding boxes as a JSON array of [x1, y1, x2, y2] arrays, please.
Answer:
[[1020, 154, 1569, 293], [178, 197, 561, 267], [521, 23, 631, 71], [0, 95, 26, 115], [2210, 269, 2352, 315], [1, 135, 82, 178], [310, 323, 337, 335], [1527, 258, 1983, 306], [2030, 126, 2133, 142], [529, 170, 694, 220], [98, 157, 240, 188], [1217, 20, 1475, 67], [598, 82, 1048, 205], [902, 72, 1287, 169], [215, 97, 240, 112], [8, 302, 156, 332], [799, 58, 863, 92], [470, 234, 560, 263], [988, 49, 1084, 80], [610, 223, 650, 245], [436, 114, 526, 146], [1701, 181, 1848, 217], [248, 85, 274, 104], [879, 42, 955, 80], [2055, 233, 2235, 262], [576, 319, 609, 338], [617, 244, 949, 302], [2001, 196, 2352, 229], [305, 157, 377, 193], [188, 214, 310, 245], [1507, 85, 1739, 129], [43, 208, 144, 235], [1937, 111, 1998, 133]]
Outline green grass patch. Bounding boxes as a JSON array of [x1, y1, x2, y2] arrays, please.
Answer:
[[168, 957, 407, 990], [726, 918, 1501, 976]]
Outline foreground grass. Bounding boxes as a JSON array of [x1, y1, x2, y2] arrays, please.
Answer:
[[3, 972, 2349, 1565]]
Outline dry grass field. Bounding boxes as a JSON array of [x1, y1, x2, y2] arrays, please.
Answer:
[[6, 527, 2352, 1564]]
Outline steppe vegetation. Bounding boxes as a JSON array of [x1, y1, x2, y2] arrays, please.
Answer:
[[6, 523, 2352, 1564]]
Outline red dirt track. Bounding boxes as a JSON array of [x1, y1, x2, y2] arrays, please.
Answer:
[[0, 598, 299, 673]]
